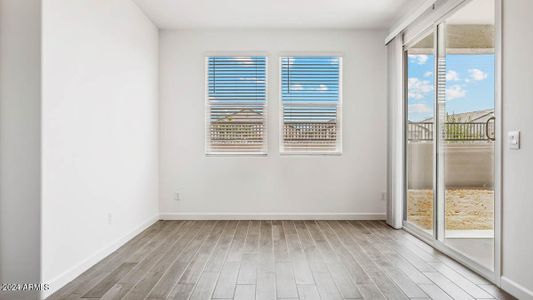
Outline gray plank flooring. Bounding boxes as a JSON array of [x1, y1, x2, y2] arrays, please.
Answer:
[[47, 220, 515, 300]]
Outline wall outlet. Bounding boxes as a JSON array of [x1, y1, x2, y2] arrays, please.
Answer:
[[107, 213, 112, 225], [381, 192, 387, 201], [174, 192, 181, 201]]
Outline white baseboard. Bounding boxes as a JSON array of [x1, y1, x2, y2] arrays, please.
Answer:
[[41, 214, 159, 299], [501, 276, 533, 300], [159, 212, 386, 220]]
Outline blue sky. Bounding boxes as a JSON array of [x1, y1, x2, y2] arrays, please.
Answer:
[[281, 56, 340, 122], [208, 56, 267, 122], [208, 56, 340, 122], [281, 56, 340, 103], [208, 56, 267, 103], [407, 53, 495, 121]]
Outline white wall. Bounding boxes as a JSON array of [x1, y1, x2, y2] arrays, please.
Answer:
[[159, 29, 387, 219], [501, 0, 533, 298], [0, 1, 42, 299], [41, 0, 159, 296]]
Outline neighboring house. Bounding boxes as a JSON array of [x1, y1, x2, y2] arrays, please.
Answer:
[[211, 108, 337, 143], [214, 108, 263, 123], [422, 108, 495, 123], [211, 108, 264, 143]]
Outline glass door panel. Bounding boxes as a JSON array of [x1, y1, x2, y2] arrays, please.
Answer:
[[440, 0, 496, 270], [405, 31, 436, 235], [403, 0, 497, 274]]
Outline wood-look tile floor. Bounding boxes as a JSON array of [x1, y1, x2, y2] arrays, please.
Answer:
[[47, 220, 515, 300]]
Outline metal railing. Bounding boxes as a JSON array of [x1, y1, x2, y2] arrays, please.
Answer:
[[209, 121, 338, 144], [210, 122, 264, 143], [408, 122, 495, 141], [284, 122, 337, 141], [210, 121, 494, 144]]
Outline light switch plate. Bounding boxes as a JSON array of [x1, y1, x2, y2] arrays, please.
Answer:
[[508, 131, 520, 150]]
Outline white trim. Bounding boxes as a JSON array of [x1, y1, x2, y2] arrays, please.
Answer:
[[159, 212, 386, 221], [280, 152, 342, 156], [436, 22, 445, 242], [205, 152, 268, 157], [385, 0, 436, 45], [277, 51, 344, 58], [40, 215, 159, 299], [399, 0, 502, 286], [401, 0, 467, 47], [445, 230, 494, 239], [500, 277, 533, 300], [278, 55, 343, 155], [493, 0, 503, 287], [203, 51, 270, 57], [204, 55, 269, 156]]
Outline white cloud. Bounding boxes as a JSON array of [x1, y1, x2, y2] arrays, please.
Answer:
[[409, 103, 432, 113], [408, 54, 429, 65], [446, 84, 467, 100], [291, 84, 303, 91], [408, 77, 433, 100], [236, 58, 254, 65], [424, 71, 433, 77], [446, 70, 460, 81], [289, 84, 328, 92], [468, 68, 488, 81]]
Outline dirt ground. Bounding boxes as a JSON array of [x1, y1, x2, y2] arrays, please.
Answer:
[[407, 189, 494, 230]]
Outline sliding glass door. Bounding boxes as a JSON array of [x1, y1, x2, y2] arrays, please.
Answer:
[[405, 31, 436, 236], [404, 0, 496, 273], [440, 0, 496, 270]]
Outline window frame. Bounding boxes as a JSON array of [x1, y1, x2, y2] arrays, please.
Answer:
[[278, 54, 343, 155], [204, 54, 269, 156]]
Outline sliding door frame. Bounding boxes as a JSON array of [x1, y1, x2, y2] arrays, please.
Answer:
[[402, 25, 438, 242], [401, 0, 502, 285]]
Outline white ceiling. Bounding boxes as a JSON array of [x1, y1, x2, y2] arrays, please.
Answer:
[[133, 0, 425, 30]]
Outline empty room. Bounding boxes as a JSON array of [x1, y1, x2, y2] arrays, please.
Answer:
[[1, 0, 532, 299]]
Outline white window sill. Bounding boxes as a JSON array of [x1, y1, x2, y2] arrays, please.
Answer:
[[279, 151, 342, 156], [205, 152, 268, 157]]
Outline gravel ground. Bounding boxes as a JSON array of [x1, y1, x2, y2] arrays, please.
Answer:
[[407, 189, 494, 230]]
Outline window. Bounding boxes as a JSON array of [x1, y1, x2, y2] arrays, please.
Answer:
[[280, 56, 342, 154], [206, 56, 267, 154]]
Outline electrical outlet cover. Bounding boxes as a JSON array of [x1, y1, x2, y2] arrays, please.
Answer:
[[509, 130, 520, 150]]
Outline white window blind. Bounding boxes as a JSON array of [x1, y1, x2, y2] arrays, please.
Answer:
[[206, 56, 267, 154], [280, 56, 342, 154]]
